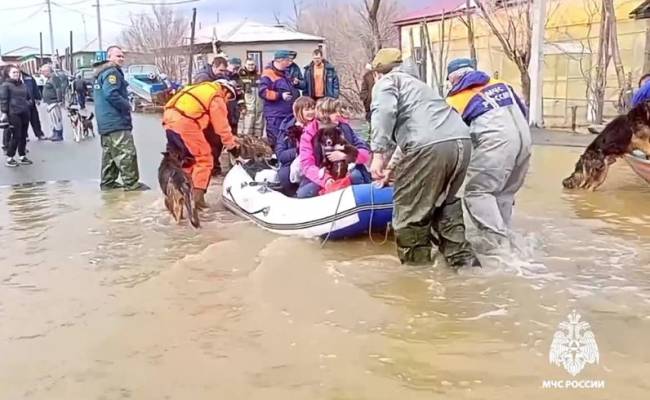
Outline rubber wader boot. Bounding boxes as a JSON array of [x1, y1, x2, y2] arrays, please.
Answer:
[[193, 188, 208, 209], [395, 227, 433, 265]]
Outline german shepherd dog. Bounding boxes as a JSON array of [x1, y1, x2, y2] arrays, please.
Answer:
[[238, 135, 274, 162], [158, 151, 200, 228], [67, 107, 94, 142], [562, 102, 650, 190], [318, 125, 358, 180]]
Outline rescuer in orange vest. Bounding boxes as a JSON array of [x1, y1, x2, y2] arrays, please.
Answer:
[[163, 79, 241, 208]]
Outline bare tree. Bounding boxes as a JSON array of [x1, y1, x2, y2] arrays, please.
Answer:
[[119, 6, 189, 81], [458, 0, 478, 65], [474, 0, 561, 104], [297, 0, 399, 112], [419, 15, 453, 96], [603, 0, 625, 93], [475, 0, 534, 103], [365, 0, 382, 56]]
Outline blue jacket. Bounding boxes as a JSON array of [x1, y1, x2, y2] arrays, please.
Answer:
[[632, 81, 650, 107], [21, 72, 41, 101], [287, 62, 304, 91], [93, 61, 132, 135], [276, 116, 299, 166], [259, 63, 299, 119], [447, 70, 527, 125], [303, 61, 340, 99]]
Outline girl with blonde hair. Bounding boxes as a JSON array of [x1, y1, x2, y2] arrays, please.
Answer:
[[275, 96, 317, 195], [297, 97, 371, 198]]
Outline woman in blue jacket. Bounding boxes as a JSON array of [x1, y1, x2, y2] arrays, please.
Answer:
[[275, 96, 316, 195]]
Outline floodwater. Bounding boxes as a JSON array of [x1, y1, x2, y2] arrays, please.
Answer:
[[1, 145, 650, 400]]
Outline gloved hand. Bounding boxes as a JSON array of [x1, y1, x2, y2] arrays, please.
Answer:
[[282, 92, 293, 102], [227, 144, 241, 159], [0, 113, 8, 129]]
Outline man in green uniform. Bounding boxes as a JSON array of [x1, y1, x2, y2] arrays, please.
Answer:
[[369, 48, 479, 268], [93, 45, 148, 191]]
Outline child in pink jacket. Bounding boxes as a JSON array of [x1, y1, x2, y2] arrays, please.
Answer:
[[297, 98, 372, 198]]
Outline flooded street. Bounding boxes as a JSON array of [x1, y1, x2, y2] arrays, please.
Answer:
[[2, 140, 650, 399]]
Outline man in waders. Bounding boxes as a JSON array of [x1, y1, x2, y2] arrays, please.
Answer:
[[446, 58, 532, 255], [369, 48, 480, 268]]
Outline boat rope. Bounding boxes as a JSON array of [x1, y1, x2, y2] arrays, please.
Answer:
[[367, 182, 391, 246], [319, 188, 348, 248]]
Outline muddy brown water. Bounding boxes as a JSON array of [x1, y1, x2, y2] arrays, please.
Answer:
[[1, 145, 650, 399]]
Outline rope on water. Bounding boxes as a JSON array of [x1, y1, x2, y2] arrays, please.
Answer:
[[319, 188, 347, 248], [367, 182, 391, 246]]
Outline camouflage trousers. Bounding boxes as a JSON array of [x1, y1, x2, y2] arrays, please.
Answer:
[[393, 139, 477, 267], [238, 92, 264, 137], [100, 130, 141, 190]]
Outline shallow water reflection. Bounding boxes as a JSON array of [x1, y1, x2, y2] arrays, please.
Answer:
[[1, 146, 650, 399]]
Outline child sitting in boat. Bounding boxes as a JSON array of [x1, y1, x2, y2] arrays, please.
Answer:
[[297, 98, 372, 198], [276, 97, 316, 195]]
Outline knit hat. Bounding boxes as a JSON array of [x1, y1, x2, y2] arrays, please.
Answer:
[[447, 58, 476, 78], [274, 50, 294, 60], [371, 48, 402, 70], [229, 57, 242, 66]]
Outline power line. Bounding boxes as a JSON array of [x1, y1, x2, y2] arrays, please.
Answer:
[[0, 3, 43, 11], [51, 1, 131, 27], [114, 0, 199, 4], [56, 0, 93, 5], [2, 6, 46, 28]]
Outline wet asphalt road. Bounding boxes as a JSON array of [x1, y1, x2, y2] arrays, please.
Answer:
[[0, 104, 166, 188], [0, 104, 594, 188]]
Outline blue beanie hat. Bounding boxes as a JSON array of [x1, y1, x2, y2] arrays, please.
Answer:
[[229, 57, 241, 66], [447, 58, 475, 77], [274, 50, 293, 60]]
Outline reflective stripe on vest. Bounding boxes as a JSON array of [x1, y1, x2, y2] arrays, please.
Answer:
[[164, 81, 223, 126]]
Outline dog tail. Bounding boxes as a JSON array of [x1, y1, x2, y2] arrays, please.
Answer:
[[183, 182, 200, 228], [87, 112, 94, 121]]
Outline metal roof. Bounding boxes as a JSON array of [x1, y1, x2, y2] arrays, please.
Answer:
[[194, 20, 324, 44], [2, 46, 44, 57], [393, 0, 467, 25]]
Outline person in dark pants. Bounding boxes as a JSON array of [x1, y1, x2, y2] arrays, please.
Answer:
[[74, 75, 88, 109], [21, 70, 45, 140], [259, 50, 299, 149], [0, 65, 33, 166]]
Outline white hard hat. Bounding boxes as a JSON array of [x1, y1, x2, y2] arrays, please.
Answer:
[[215, 79, 236, 99]]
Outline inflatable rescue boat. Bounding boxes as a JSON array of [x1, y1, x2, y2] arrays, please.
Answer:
[[222, 163, 393, 239]]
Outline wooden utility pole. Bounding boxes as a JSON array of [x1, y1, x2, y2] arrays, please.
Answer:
[[528, 0, 546, 127], [39, 32, 44, 68], [96, 0, 103, 51], [69, 30, 74, 74], [187, 8, 197, 84], [46, 0, 56, 66]]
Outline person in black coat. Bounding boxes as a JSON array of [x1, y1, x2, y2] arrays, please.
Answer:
[[74, 75, 88, 109], [0, 65, 33, 166], [21, 70, 45, 139]]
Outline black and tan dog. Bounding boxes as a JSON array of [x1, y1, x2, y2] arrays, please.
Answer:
[[158, 151, 200, 228], [562, 102, 650, 190], [318, 125, 358, 180], [68, 107, 95, 142]]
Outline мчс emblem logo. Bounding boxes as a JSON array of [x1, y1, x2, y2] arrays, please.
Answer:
[[549, 310, 599, 376]]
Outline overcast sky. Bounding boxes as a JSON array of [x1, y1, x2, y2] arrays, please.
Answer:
[[0, 0, 427, 55]]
